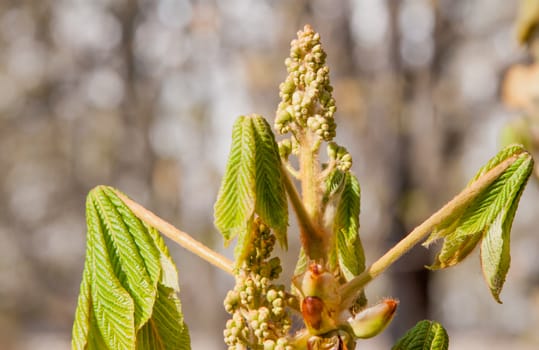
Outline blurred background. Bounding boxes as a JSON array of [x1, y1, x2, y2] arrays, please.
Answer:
[[1, 0, 539, 349]]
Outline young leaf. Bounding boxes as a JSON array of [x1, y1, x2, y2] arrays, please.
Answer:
[[214, 114, 288, 262], [480, 160, 530, 303], [392, 320, 449, 350], [294, 248, 309, 275], [72, 186, 190, 350], [424, 145, 533, 302], [333, 173, 365, 282], [136, 284, 191, 350], [252, 116, 288, 247], [322, 169, 346, 276], [137, 224, 191, 350], [214, 115, 257, 242], [322, 168, 346, 207], [425, 146, 532, 266]]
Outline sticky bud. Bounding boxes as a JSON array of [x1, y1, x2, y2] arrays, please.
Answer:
[[300, 263, 339, 304], [302, 296, 325, 330], [347, 299, 398, 339], [298, 263, 340, 335]]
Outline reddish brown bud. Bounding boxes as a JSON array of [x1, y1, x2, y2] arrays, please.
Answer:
[[302, 296, 325, 330]]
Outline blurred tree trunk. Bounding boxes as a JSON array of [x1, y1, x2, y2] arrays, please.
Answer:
[[385, 1, 464, 340], [115, 0, 157, 191], [385, 0, 431, 339]]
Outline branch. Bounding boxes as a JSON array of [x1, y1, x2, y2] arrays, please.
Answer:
[[115, 190, 234, 276], [338, 154, 521, 308]]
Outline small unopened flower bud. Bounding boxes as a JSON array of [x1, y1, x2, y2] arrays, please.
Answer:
[[307, 118, 321, 132], [281, 80, 296, 95], [273, 306, 285, 317], [277, 337, 288, 346], [272, 298, 283, 308], [347, 299, 398, 339], [263, 339, 276, 350], [258, 307, 270, 320], [278, 140, 292, 160], [267, 289, 278, 302]]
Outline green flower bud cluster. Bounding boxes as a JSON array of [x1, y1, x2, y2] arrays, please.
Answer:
[[327, 142, 352, 172], [224, 219, 293, 349], [275, 25, 337, 142]]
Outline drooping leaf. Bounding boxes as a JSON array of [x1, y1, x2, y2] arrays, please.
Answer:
[[425, 145, 533, 270], [322, 169, 346, 276], [136, 284, 190, 350], [480, 161, 529, 303], [319, 170, 367, 309], [252, 116, 288, 247], [214, 115, 257, 242], [72, 186, 190, 350], [71, 246, 94, 350], [92, 187, 158, 329], [234, 220, 257, 264], [392, 320, 449, 350], [214, 115, 288, 263], [333, 173, 365, 282], [84, 190, 137, 350], [137, 225, 191, 350], [423, 145, 533, 302]]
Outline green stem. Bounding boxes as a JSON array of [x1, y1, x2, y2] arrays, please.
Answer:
[[280, 163, 326, 260], [299, 132, 320, 220], [116, 190, 235, 276], [294, 132, 329, 261], [338, 153, 522, 308]]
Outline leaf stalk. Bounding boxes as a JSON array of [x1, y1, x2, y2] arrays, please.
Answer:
[[116, 190, 235, 276]]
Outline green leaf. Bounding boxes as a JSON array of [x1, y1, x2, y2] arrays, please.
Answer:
[[333, 173, 365, 282], [72, 186, 190, 350], [322, 169, 345, 280], [294, 247, 308, 273], [136, 284, 190, 350], [92, 187, 158, 329], [423, 145, 533, 302], [252, 116, 288, 247], [214, 115, 256, 242], [86, 190, 137, 349], [71, 247, 93, 350], [425, 145, 533, 270], [214, 115, 288, 262], [480, 155, 531, 303], [322, 168, 346, 206], [392, 320, 449, 350]]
